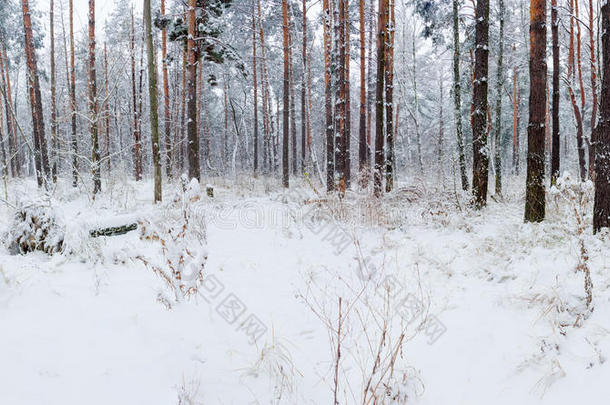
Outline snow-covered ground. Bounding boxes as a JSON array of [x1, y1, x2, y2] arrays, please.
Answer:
[[1, 174, 609, 404]]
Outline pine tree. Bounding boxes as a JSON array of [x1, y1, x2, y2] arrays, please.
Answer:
[[161, 0, 172, 180], [374, 0, 387, 197], [524, 0, 547, 222], [88, 0, 101, 195], [593, 1, 610, 232], [471, 0, 490, 208], [323, 0, 334, 192], [453, 0, 468, 190], [50, 0, 58, 183], [69, 0, 78, 186], [21, 0, 50, 187], [187, 0, 200, 181], [144, 0, 162, 202], [550, 0, 560, 185], [282, 0, 290, 188]]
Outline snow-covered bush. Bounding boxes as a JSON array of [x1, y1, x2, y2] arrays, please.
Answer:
[[550, 172, 594, 310], [7, 203, 65, 255], [137, 176, 208, 308]]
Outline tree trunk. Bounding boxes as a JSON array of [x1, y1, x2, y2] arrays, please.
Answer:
[[288, 12, 298, 177], [103, 43, 111, 173], [593, 1, 610, 232], [373, 0, 387, 197], [471, 0, 490, 208], [323, 0, 334, 192], [568, 0, 586, 182], [301, 0, 307, 175], [130, 8, 142, 181], [524, 0, 547, 222], [161, 0, 172, 179], [385, 0, 395, 192], [50, 0, 58, 183], [88, 0, 101, 195], [334, 0, 347, 192], [343, 0, 351, 189], [358, 0, 367, 187], [365, 0, 375, 181], [0, 49, 18, 178], [588, 0, 598, 180], [22, 0, 50, 187], [187, 0, 200, 181], [493, 0, 504, 195], [452, 0, 468, 190], [282, 0, 290, 188], [252, 0, 259, 176], [438, 73, 444, 178], [144, 0, 162, 202], [69, 0, 78, 186], [550, 0, 560, 185]]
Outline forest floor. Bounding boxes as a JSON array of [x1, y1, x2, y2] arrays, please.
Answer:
[[0, 172, 609, 404]]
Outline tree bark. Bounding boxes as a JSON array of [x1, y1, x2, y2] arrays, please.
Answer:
[[50, 0, 58, 183], [282, 0, 290, 188], [69, 0, 78, 186], [452, 0, 468, 190], [343, 0, 351, 189], [588, 0, 598, 180], [130, 8, 143, 181], [22, 0, 50, 187], [323, 0, 334, 192], [594, 1, 610, 232], [103, 43, 111, 173], [471, 0, 490, 208], [374, 0, 387, 197], [493, 0, 504, 195], [88, 0, 101, 195], [385, 0, 395, 192], [144, 0, 162, 202], [161, 0, 172, 179], [550, 0, 560, 185], [252, 0, 259, 176], [187, 0, 200, 181], [288, 12, 297, 177], [524, 0, 547, 222], [358, 0, 367, 187], [0, 47, 17, 178], [301, 0, 307, 175]]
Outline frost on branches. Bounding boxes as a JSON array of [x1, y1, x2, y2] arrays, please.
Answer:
[[137, 175, 208, 308]]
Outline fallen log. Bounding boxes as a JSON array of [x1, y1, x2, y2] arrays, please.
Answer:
[[89, 223, 138, 238]]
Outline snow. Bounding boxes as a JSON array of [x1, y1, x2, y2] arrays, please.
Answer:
[[1, 175, 609, 404]]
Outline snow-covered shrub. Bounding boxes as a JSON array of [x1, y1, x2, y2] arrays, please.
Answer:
[[137, 176, 208, 308], [7, 203, 65, 255], [550, 172, 594, 311]]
